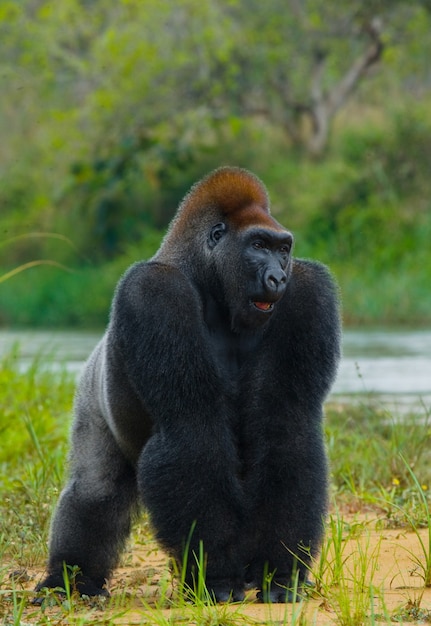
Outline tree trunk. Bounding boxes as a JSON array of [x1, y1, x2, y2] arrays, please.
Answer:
[[305, 18, 384, 157]]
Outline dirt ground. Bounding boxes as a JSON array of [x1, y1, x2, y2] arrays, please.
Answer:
[[109, 516, 431, 624], [8, 512, 431, 625]]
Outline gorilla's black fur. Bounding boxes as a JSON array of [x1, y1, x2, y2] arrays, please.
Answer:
[[36, 167, 341, 603]]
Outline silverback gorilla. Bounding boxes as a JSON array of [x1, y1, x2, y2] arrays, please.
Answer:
[[37, 167, 341, 603]]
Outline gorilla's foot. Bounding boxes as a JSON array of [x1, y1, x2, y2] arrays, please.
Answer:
[[209, 585, 245, 603], [257, 579, 311, 603], [257, 587, 299, 603], [35, 572, 109, 600], [203, 578, 245, 603]]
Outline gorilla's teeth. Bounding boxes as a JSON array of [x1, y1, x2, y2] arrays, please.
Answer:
[[254, 302, 273, 311]]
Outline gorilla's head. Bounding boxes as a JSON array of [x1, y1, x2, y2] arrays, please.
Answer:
[[155, 167, 294, 331]]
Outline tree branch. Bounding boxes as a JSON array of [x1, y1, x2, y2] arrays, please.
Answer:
[[327, 18, 384, 116], [306, 18, 384, 156]]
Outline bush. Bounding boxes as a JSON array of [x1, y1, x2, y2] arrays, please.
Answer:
[[0, 231, 162, 327]]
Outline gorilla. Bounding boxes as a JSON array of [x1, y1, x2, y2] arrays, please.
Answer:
[[36, 166, 341, 603]]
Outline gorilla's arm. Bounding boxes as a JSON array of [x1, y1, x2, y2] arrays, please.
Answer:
[[110, 261, 247, 596], [36, 340, 139, 596], [239, 259, 341, 600], [281, 259, 341, 400], [111, 261, 234, 429]]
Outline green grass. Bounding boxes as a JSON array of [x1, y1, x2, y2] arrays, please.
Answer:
[[1, 354, 431, 624]]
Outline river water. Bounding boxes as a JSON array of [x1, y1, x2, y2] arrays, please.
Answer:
[[0, 328, 430, 413]]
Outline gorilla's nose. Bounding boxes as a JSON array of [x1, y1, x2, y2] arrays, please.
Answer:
[[264, 268, 287, 295]]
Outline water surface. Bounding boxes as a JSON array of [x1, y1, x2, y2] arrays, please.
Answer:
[[334, 329, 431, 413], [0, 328, 430, 411]]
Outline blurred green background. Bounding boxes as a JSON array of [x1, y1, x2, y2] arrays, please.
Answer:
[[1, 0, 431, 328]]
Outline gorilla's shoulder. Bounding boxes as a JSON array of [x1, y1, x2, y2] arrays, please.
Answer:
[[289, 258, 339, 301], [291, 258, 337, 287], [111, 261, 200, 321], [277, 258, 340, 331], [117, 261, 194, 298]]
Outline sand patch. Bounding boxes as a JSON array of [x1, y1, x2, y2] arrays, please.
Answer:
[[5, 513, 431, 625]]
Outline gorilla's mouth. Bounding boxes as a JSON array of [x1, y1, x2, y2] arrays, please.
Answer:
[[253, 301, 274, 312]]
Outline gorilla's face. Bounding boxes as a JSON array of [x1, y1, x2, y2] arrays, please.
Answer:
[[243, 228, 293, 318], [208, 223, 293, 331]]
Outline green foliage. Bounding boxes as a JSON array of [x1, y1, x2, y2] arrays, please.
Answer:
[[58, 136, 225, 260], [278, 107, 431, 263], [260, 107, 431, 325], [0, 265, 112, 327], [0, 233, 162, 327], [1, 0, 431, 326]]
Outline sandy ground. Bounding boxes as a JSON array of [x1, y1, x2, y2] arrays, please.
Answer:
[[7, 513, 431, 624], [108, 516, 431, 624]]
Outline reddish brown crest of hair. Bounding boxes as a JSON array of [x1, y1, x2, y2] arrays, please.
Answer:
[[177, 166, 284, 231], [232, 203, 284, 231]]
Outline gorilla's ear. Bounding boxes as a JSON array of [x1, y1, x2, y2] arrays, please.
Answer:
[[208, 223, 227, 249]]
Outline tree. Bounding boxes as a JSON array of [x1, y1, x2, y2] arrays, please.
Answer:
[[2, 0, 431, 259], [204, 1, 390, 156]]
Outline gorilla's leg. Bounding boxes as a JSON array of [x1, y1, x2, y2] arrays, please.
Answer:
[[36, 416, 137, 596], [137, 432, 246, 602]]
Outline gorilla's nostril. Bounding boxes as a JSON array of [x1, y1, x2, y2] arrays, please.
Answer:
[[266, 271, 286, 291]]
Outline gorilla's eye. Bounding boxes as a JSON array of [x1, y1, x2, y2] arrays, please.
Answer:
[[252, 240, 265, 250], [279, 244, 291, 255]]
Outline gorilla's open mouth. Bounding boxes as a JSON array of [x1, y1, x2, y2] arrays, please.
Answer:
[[252, 301, 274, 312]]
